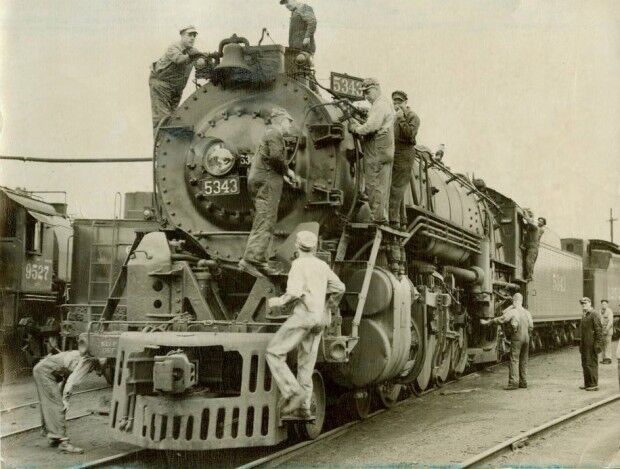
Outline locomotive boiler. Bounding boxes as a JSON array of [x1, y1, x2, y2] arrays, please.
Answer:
[[88, 35, 526, 451]]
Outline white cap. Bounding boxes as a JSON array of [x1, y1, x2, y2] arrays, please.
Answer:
[[295, 231, 318, 252]]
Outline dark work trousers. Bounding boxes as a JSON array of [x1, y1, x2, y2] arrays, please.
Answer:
[[509, 338, 529, 386], [524, 246, 539, 280], [243, 174, 283, 264], [580, 346, 599, 387]]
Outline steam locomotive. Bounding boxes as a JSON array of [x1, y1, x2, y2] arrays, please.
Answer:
[[79, 35, 617, 451]]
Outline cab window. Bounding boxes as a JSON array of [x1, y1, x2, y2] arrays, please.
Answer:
[[25, 214, 44, 253]]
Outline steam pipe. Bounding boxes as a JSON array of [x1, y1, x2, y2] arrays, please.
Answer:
[[443, 265, 485, 285]]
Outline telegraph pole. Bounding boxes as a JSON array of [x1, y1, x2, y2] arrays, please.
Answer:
[[609, 208, 618, 243]]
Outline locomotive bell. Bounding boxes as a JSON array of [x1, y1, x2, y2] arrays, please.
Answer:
[[214, 43, 252, 77]]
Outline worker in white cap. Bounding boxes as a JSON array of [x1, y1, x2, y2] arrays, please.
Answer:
[[240, 107, 300, 277], [349, 78, 395, 225], [33, 338, 104, 453], [265, 231, 345, 420], [149, 26, 207, 132]]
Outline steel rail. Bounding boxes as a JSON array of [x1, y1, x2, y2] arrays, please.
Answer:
[[0, 412, 93, 439], [460, 393, 620, 468], [0, 385, 110, 414]]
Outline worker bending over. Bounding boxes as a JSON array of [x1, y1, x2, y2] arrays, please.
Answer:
[[33, 339, 103, 453], [265, 231, 345, 420]]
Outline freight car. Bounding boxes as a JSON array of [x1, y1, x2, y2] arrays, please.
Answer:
[[0, 186, 72, 381], [77, 34, 606, 453], [562, 238, 620, 338]]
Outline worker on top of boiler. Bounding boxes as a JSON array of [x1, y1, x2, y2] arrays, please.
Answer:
[[33, 339, 104, 453], [239, 107, 300, 277], [149, 26, 208, 132], [265, 231, 345, 420], [599, 299, 614, 365], [481, 293, 533, 390], [280, 0, 317, 57], [522, 210, 546, 281], [349, 78, 395, 225]]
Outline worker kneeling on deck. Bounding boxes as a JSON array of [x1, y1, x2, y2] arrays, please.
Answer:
[[481, 293, 533, 390], [33, 339, 103, 453], [265, 231, 345, 420]]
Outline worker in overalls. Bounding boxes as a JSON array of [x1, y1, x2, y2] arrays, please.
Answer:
[[239, 107, 299, 277], [265, 231, 345, 419], [33, 339, 102, 453], [149, 26, 207, 132]]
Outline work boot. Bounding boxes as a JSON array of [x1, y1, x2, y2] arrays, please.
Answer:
[[281, 391, 305, 414], [579, 385, 587, 390], [504, 385, 519, 391], [238, 259, 265, 278], [48, 438, 61, 448], [281, 407, 315, 421], [519, 383, 528, 389], [585, 386, 599, 391], [58, 441, 84, 454]]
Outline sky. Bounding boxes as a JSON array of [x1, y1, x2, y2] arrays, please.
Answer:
[[0, 0, 618, 240]]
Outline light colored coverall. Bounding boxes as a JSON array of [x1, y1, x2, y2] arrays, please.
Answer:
[[579, 308, 603, 388], [149, 41, 201, 130], [288, 3, 317, 55], [616, 339, 620, 390], [388, 106, 420, 226], [242, 126, 288, 265], [495, 306, 533, 387], [600, 306, 614, 361], [266, 255, 345, 410], [354, 94, 395, 224], [33, 351, 96, 441]]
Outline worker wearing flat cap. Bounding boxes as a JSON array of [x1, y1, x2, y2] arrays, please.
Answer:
[[149, 26, 207, 133], [387, 90, 420, 273], [349, 78, 395, 225], [266, 231, 345, 420], [578, 297, 604, 391], [240, 107, 300, 277], [33, 338, 104, 453], [280, 0, 317, 56]]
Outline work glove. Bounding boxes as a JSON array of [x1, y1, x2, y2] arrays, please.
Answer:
[[268, 296, 285, 309]]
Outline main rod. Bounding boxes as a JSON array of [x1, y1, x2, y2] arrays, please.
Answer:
[[0, 155, 152, 163]]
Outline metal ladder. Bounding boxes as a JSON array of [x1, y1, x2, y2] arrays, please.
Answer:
[[87, 222, 118, 308]]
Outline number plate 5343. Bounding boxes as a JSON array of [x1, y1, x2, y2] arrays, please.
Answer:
[[202, 176, 240, 196]]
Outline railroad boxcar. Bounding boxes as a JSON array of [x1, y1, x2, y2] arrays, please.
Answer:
[[0, 186, 72, 381], [562, 238, 620, 337]]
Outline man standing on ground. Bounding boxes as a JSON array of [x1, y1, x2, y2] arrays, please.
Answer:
[[522, 211, 546, 281], [33, 339, 102, 453], [578, 297, 603, 391], [280, 0, 317, 57], [481, 293, 533, 390], [265, 231, 345, 420], [149, 26, 207, 132], [350, 78, 395, 225], [599, 299, 614, 364], [239, 108, 299, 277]]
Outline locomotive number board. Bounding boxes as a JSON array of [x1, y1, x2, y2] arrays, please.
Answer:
[[330, 72, 364, 99], [202, 176, 240, 196]]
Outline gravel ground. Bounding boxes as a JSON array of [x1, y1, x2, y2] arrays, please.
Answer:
[[278, 343, 620, 467], [490, 399, 620, 467]]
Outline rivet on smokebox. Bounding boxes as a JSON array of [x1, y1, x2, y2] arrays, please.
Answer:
[[189, 178, 198, 186]]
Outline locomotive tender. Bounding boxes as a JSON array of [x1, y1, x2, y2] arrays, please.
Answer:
[[80, 35, 606, 450]]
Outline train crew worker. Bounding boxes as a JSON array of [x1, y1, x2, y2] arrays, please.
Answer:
[[33, 339, 103, 453], [599, 299, 614, 364], [239, 107, 299, 277], [388, 90, 420, 230], [481, 293, 533, 390], [149, 26, 207, 132], [616, 338, 620, 390], [522, 211, 546, 281], [578, 297, 603, 391], [280, 0, 317, 57], [349, 78, 395, 225], [265, 231, 345, 420]]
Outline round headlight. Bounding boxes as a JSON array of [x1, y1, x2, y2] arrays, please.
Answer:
[[203, 143, 235, 176]]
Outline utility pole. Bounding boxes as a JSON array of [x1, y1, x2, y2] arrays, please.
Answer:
[[609, 208, 618, 243]]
